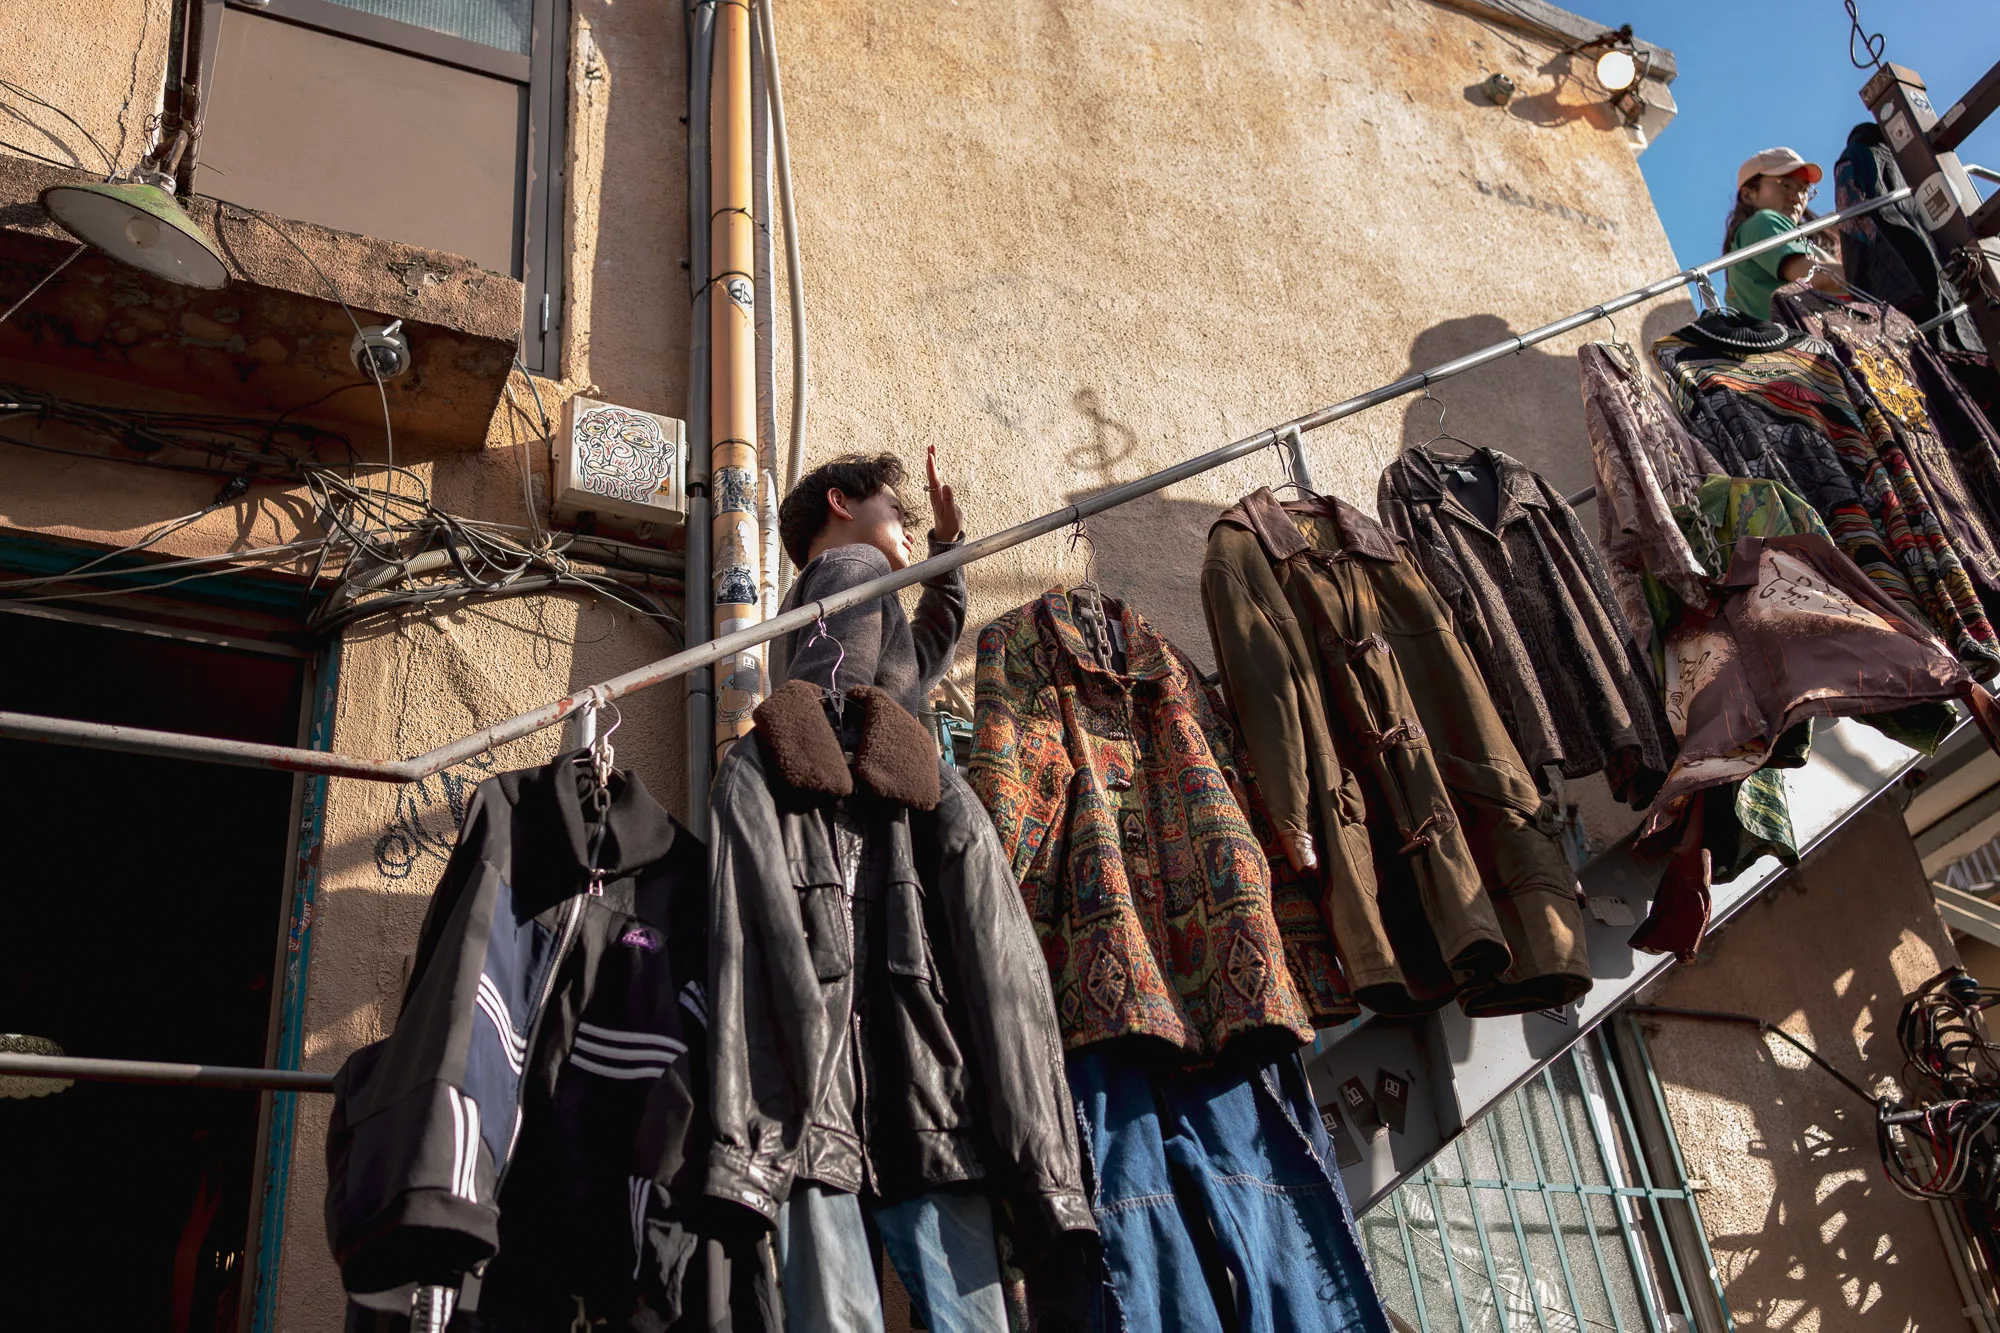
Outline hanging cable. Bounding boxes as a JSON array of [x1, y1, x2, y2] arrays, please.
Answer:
[[0, 244, 87, 329], [205, 198, 396, 470]]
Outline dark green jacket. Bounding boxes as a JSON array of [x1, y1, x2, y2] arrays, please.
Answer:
[[1201, 488, 1589, 1017]]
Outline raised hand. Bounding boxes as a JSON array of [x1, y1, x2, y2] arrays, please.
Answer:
[[927, 443, 964, 542]]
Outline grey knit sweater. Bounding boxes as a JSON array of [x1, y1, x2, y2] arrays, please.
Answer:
[[771, 535, 967, 722]]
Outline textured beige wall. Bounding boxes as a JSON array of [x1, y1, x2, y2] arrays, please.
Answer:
[[1643, 798, 1971, 1332], [0, 1, 170, 177], [764, 0, 1685, 849]]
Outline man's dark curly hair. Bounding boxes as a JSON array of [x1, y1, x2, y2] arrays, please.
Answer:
[[778, 452, 907, 569]]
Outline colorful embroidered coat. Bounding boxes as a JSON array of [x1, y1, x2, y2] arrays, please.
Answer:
[[968, 589, 1354, 1056], [1654, 315, 2000, 679]]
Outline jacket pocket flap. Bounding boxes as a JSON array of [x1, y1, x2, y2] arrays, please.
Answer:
[[1437, 753, 1543, 819], [796, 883, 852, 981], [885, 879, 932, 979]]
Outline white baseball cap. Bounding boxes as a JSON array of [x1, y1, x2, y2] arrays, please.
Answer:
[[1738, 147, 1824, 188]]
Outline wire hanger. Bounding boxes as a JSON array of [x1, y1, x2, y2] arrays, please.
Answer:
[[1269, 425, 1318, 496], [1591, 305, 1641, 373], [571, 694, 621, 796], [1063, 519, 1123, 672], [1065, 519, 1101, 596], [803, 608, 847, 722], [589, 701, 621, 792], [1593, 303, 1633, 352], [1416, 387, 1477, 461], [1692, 270, 1734, 318]]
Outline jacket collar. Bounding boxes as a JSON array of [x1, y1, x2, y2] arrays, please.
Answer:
[[519, 752, 681, 879], [1216, 487, 1402, 563], [752, 680, 940, 810], [1038, 586, 1175, 682], [1393, 445, 1548, 534]]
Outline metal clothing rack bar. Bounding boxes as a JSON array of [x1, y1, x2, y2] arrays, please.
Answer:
[[0, 1051, 336, 1092], [0, 188, 1909, 784]]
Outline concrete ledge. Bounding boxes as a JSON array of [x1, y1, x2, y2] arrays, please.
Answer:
[[0, 155, 523, 455], [1430, 0, 1677, 82]]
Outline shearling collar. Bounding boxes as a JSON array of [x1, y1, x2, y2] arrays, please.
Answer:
[[752, 680, 940, 810], [1216, 486, 1403, 564]]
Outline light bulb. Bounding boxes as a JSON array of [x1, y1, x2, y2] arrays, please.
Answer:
[[124, 213, 162, 250], [1595, 48, 1638, 93]]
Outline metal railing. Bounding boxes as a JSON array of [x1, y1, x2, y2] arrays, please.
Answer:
[[0, 188, 1910, 783]]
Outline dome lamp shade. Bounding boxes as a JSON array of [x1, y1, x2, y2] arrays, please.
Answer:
[[38, 179, 230, 290], [1595, 47, 1639, 93]]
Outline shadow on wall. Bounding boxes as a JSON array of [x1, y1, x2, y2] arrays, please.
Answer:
[[1458, 42, 1631, 134], [1389, 299, 1698, 503], [1642, 797, 1969, 1330]]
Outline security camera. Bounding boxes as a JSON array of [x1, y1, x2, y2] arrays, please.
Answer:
[[350, 320, 412, 381]]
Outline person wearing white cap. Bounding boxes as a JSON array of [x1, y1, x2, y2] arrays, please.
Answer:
[[1721, 147, 1842, 320]]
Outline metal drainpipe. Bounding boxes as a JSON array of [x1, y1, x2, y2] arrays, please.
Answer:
[[756, 0, 807, 498], [684, 0, 716, 832], [751, 18, 780, 670], [709, 0, 761, 760]]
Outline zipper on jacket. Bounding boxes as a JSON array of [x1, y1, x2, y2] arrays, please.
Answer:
[[492, 889, 587, 1196]]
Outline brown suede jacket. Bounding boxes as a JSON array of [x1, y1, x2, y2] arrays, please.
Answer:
[[1201, 488, 1591, 1017]]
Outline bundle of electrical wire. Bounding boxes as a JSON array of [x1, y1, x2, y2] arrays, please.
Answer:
[[0, 381, 684, 639], [1879, 970, 2000, 1203]]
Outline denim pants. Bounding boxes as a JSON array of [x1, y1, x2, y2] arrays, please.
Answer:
[[1067, 1049, 1391, 1333], [775, 1184, 1009, 1333]]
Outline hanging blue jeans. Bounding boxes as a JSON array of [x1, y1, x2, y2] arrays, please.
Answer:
[[774, 1183, 1010, 1333], [1066, 1048, 1390, 1333]]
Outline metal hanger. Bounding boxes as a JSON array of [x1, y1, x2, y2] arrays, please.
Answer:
[[1063, 520, 1123, 672], [1416, 387, 1478, 461], [1592, 305, 1641, 373], [803, 608, 847, 722], [1692, 271, 1735, 318], [1065, 519, 1101, 596], [570, 695, 622, 806], [1269, 425, 1318, 496], [589, 700, 621, 792]]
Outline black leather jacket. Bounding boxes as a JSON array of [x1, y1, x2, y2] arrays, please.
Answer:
[[705, 681, 1094, 1253]]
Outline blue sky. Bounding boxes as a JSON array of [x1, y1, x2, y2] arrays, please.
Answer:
[[1560, 0, 2000, 267]]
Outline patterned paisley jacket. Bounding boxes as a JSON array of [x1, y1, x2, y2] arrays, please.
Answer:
[[968, 589, 1355, 1057]]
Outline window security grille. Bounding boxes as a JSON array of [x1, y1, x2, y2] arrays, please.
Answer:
[[1360, 1023, 1732, 1333]]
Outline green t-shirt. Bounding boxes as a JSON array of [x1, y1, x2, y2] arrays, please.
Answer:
[[1724, 208, 1815, 322]]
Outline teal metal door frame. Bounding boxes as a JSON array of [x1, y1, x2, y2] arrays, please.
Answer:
[[248, 631, 341, 1333], [0, 533, 334, 1333]]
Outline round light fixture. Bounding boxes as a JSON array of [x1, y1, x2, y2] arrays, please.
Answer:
[[38, 179, 230, 290], [1595, 47, 1639, 93]]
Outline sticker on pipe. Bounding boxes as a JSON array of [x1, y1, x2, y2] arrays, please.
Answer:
[[725, 277, 754, 311]]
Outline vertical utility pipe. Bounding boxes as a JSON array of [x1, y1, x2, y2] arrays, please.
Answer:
[[171, 0, 207, 195], [684, 0, 716, 831], [755, 0, 808, 498], [709, 0, 762, 759], [751, 19, 781, 673]]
